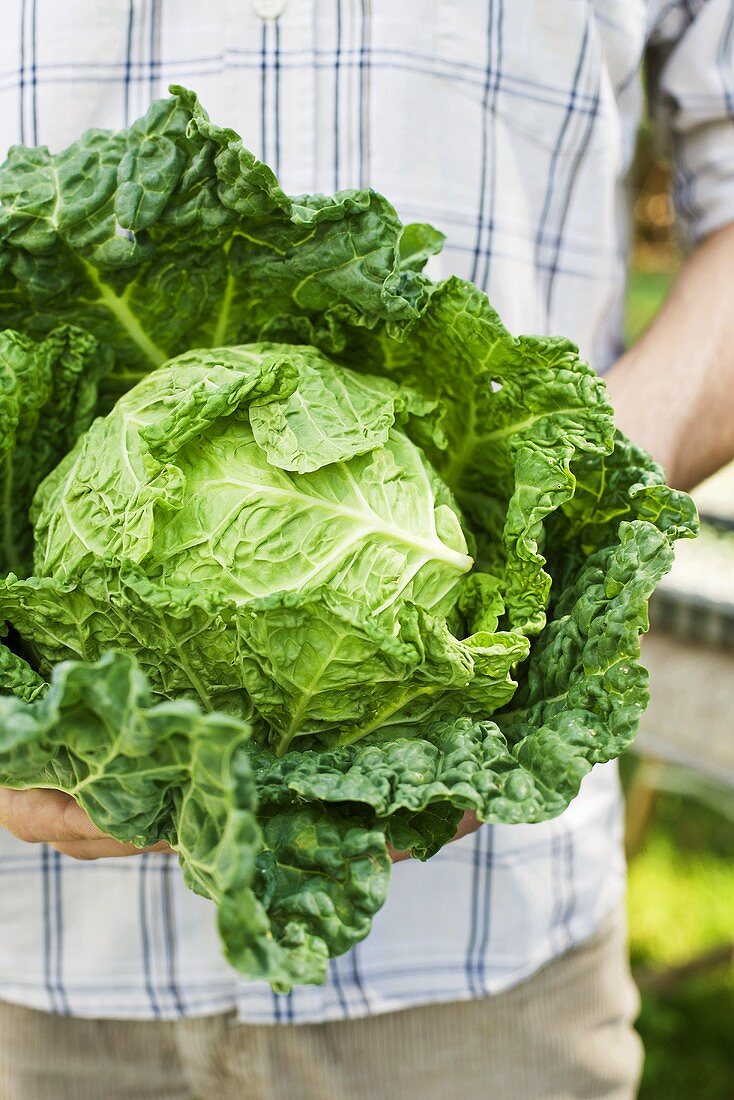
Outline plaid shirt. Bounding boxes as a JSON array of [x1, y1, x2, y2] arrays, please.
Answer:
[[0, 0, 732, 1024]]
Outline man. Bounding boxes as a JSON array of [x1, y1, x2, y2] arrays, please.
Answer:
[[0, 3, 732, 1098]]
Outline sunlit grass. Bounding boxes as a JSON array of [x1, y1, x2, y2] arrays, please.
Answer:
[[625, 268, 676, 346], [629, 832, 734, 965]]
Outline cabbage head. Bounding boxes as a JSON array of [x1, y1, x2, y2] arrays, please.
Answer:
[[10, 343, 531, 756], [0, 87, 698, 989]]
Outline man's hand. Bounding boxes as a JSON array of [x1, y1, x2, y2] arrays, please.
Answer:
[[0, 787, 174, 860], [390, 811, 481, 863]]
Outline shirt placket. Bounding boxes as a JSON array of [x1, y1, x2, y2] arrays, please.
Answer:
[[249, 0, 319, 194]]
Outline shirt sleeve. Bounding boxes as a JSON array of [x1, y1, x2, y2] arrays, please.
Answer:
[[646, 0, 734, 244]]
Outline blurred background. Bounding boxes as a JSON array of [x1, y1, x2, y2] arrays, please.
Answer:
[[623, 116, 734, 1100]]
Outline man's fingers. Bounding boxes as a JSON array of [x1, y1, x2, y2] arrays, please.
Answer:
[[0, 787, 109, 844], [0, 788, 176, 856], [51, 839, 144, 860], [50, 839, 176, 861], [59, 791, 116, 841], [388, 811, 482, 863], [388, 844, 412, 863], [452, 811, 480, 843]]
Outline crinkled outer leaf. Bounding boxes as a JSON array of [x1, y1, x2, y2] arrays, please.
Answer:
[[0, 649, 390, 990], [246, 804, 391, 988], [0, 87, 432, 408], [498, 523, 673, 788], [0, 640, 45, 702], [0, 650, 254, 840], [0, 325, 109, 576], [495, 433, 700, 795], [0, 652, 271, 960], [335, 277, 616, 637], [251, 719, 557, 824], [547, 430, 700, 583]]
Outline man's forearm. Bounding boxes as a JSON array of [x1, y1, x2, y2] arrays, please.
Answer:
[[605, 222, 734, 491]]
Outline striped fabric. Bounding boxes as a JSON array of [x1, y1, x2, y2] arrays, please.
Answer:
[[0, 0, 733, 1025]]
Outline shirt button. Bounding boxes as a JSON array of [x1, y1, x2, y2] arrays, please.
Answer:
[[253, 0, 285, 17]]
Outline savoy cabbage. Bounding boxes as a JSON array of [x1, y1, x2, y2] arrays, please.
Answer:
[[0, 88, 697, 988]]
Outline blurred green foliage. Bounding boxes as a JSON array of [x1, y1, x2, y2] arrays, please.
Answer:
[[630, 832, 734, 963], [625, 269, 676, 346], [636, 980, 734, 1100], [623, 773, 734, 1099]]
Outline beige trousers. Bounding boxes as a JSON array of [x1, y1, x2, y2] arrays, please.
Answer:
[[0, 906, 643, 1100]]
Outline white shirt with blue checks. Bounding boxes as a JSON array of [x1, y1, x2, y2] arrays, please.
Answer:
[[0, 0, 733, 1023]]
